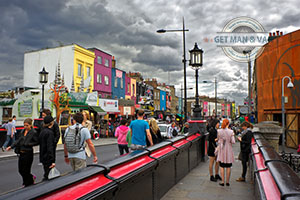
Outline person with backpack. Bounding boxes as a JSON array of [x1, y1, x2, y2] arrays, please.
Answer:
[[63, 112, 98, 171], [167, 122, 178, 139]]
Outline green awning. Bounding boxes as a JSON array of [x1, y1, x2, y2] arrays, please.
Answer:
[[89, 106, 106, 114], [0, 99, 16, 106]]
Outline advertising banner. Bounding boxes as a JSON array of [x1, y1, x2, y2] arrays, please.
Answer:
[[99, 99, 120, 113]]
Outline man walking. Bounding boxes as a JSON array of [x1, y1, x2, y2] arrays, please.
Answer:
[[130, 110, 153, 150], [2, 118, 15, 151], [64, 112, 97, 171]]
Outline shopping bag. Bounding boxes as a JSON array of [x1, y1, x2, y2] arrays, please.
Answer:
[[48, 167, 60, 179]]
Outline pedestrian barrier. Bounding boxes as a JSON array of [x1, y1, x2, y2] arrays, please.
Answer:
[[250, 132, 300, 200], [0, 132, 206, 200]]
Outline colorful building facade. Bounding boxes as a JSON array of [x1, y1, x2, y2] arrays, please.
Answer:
[[111, 68, 126, 99], [23, 44, 94, 93], [89, 48, 112, 98], [160, 90, 166, 111]]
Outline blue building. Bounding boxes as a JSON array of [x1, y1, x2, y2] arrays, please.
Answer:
[[111, 68, 126, 99], [160, 90, 166, 111]]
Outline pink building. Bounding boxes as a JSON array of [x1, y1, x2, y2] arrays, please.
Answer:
[[89, 48, 112, 98]]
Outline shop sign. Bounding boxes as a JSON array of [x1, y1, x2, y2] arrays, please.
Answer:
[[18, 99, 33, 117], [99, 99, 119, 112], [123, 107, 131, 115], [203, 101, 208, 116], [86, 92, 98, 106]]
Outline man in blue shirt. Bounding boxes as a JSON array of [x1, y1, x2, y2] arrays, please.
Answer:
[[130, 109, 153, 150]]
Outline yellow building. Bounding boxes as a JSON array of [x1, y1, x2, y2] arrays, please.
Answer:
[[73, 44, 95, 93]]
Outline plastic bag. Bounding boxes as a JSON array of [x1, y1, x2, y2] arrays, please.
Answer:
[[48, 167, 60, 179]]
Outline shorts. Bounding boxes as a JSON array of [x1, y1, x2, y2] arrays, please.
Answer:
[[219, 162, 232, 168], [69, 158, 87, 171]]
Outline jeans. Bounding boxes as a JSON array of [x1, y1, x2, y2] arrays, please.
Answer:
[[118, 144, 129, 155], [3, 135, 14, 148]]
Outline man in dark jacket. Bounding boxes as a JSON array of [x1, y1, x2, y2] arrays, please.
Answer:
[[41, 109, 60, 145], [39, 116, 56, 180]]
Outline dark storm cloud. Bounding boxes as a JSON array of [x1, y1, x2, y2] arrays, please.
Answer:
[[0, 0, 300, 105]]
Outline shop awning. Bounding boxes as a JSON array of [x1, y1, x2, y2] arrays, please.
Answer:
[[0, 99, 16, 106], [89, 106, 106, 114]]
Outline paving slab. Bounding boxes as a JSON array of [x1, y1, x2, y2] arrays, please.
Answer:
[[162, 142, 254, 200]]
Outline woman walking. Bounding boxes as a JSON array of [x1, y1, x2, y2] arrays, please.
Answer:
[[39, 116, 56, 181], [147, 118, 163, 146], [115, 119, 130, 155], [207, 119, 221, 182], [216, 119, 235, 186], [6, 118, 39, 187], [236, 121, 253, 182]]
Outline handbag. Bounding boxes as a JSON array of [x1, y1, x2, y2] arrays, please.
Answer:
[[238, 152, 243, 161], [214, 145, 220, 156], [14, 146, 20, 154]]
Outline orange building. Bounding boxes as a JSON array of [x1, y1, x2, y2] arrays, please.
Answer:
[[255, 30, 300, 148]]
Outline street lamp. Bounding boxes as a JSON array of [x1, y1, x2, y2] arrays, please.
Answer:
[[157, 18, 189, 122], [189, 43, 203, 119], [243, 50, 252, 117], [281, 76, 294, 150], [39, 67, 49, 118]]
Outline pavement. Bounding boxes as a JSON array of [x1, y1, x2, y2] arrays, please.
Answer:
[[162, 142, 255, 200], [0, 137, 118, 159]]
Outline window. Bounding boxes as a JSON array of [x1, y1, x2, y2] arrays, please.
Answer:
[[78, 64, 82, 76], [120, 78, 123, 88], [104, 76, 109, 85], [132, 84, 135, 95], [97, 56, 102, 64], [127, 83, 130, 93], [114, 77, 118, 87], [105, 59, 109, 67], [162, 95, 164, 100], [86, 67, 90, 77], [97, 74, 102, 84]]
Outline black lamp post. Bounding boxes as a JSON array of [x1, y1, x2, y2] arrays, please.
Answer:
[[39, 67, 48, 118], [189, 43, 203, 119]]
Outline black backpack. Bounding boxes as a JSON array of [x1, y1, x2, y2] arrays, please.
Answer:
[[172, 128, 178, 137]]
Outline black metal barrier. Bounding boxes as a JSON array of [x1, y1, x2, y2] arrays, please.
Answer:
[[250, 132, 300, 200], [0, 132, 206, 200]]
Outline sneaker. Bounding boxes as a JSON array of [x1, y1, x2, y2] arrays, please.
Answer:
[[236, 177, 245, 182], [210, 175, 217, 182], [215, 174, 222, 181], [1, 147, 5, 152]]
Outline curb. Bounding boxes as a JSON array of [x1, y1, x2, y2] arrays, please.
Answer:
[[0, 141, 118, 160]]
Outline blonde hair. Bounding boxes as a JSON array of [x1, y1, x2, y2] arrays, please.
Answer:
[[82, 110, 90, 120], [149, 118, 159, 134]]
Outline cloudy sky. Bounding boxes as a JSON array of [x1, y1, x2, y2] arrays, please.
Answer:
[[1, 0, 300, 105]]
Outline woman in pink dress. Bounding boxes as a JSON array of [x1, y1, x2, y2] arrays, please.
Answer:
[[216, 119, 235, 186]]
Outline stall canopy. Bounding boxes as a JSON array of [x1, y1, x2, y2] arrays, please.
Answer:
[[89, 106, 106, 115]]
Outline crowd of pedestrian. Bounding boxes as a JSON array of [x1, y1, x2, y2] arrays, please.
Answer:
[[0, 109, 191, 188]]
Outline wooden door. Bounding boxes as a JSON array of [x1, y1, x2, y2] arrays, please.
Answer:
[[286, 114, 298, 149]]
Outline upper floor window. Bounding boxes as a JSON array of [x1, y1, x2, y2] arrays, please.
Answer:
[[105, 59, 109, 67], [127, 83, 130, 93], [162, 95, 164, 100], [114, 77, 118, 87], [132, 84, 135, 95], [104, 76, 109, 85], [120, 78, 123, 88], [97, 74, 102, 84], [86, 67, 90, 77], [97, 56, 102, 64], [78, 64, 82, 76]]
